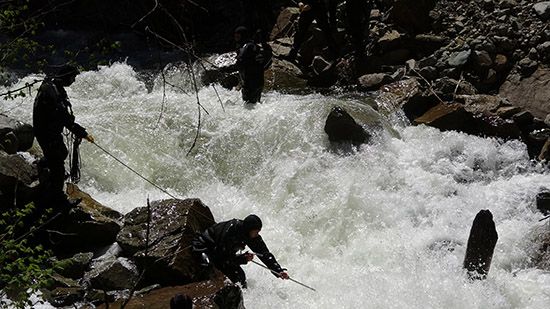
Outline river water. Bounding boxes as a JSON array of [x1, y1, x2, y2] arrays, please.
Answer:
[[2, 63, 550, 308]]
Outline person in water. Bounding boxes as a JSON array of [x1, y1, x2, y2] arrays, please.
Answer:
[[33, 64, 94, 209], [234, 26, 273, 104], [192, 214, 289, 288]]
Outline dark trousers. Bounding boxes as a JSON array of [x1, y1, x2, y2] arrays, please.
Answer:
[[346, 0, 373, 53], [216, 262, 247, 288], [292, 3, 338, 58], [240, 69, 264, 104], [36, 135, 68, 207]]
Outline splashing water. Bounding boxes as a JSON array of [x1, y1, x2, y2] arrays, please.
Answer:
[[2, 63, 550, 308]]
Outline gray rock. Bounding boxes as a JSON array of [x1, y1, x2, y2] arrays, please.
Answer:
[[84, 257, 139, 290], [533, 2, 550, 20], [536, 191, 550, 214], [0, 114, 34, 152], [358, 73, 393, 91], [448, 49, 472, 67], [518, 58, 539, 77], [0, 151, 38, 207]]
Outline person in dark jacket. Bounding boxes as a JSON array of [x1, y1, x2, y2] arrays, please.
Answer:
[[283, 0, 338, 62], [192, 214, 289, 288], [33, 65, 94, 209], [234, 27, 272, 104]]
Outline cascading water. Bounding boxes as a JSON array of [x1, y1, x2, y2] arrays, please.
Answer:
[[2, 63, 549, 308]]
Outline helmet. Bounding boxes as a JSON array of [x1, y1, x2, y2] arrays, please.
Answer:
[[243, 214, 262, 232]]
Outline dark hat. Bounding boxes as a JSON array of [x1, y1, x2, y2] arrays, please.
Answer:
[[243, 214, 262, 232], [234, 26, 250, 40]]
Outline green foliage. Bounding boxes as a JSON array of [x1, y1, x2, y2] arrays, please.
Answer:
[[0, 0, 45, 70], [0, 203, 55, 308]]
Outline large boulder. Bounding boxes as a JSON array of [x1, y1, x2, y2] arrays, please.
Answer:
[[499, 69, 550, 119], [0, 114, 34, 153], [324, 106, 370, 147], [270, 7, 300, 40], [116, 198, 216, 286], [55, 252, 94, 279], [0, 151, 38, 207]]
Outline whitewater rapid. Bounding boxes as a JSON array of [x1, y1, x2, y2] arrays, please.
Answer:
[[2, 63, 550, 308]]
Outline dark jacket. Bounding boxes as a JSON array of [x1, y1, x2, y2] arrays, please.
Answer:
[[33, 79, 87, 140], [193, 219, 284, 273]]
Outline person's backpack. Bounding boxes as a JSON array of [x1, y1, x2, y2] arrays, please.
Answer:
[[255, 43, 273, 70]]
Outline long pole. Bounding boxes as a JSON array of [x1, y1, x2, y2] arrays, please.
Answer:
[[250, 260, 317, 292]]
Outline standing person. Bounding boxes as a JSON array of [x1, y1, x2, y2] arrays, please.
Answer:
[[283, 0, 339, 62], [345, 0, 376, 55], [234, 27, 273, 104], [192, 214, 289, 288], [33, 65, 94, 209]]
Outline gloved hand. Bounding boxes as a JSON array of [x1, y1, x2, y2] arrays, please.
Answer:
[[272, 268, 289, 279], [243, 252, 255, 263], [85, 135, 95, 143]]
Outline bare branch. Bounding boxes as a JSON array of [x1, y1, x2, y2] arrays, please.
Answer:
[[131, 0, 159, 29]]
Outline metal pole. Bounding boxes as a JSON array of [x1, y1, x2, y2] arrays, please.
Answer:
[[250, 260, 317, 292]]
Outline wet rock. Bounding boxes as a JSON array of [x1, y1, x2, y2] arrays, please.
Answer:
[[375, 78, 422, 115], [463, 210, 498, 280], [358, 73, 393, 91], [0, 114, 34, 153], [324, 106, 370, 146], [533, 2, 550, 21], [55, 252, 94, 279], [536, 191, 550, 215], [390, 0, 438, 33], [460, 95, 508, 115], [117, 198, 216, 286], [308, 56, 337, 88], [84, 257, 139, 290], [499, 68, 550, 119], [496, 106, 523, 119], [0, 151, 38, 207], [414, 103, 476, 133], [264, 57, 307, 91]]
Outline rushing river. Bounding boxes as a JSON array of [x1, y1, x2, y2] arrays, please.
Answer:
[[2, 63, 550, 308]]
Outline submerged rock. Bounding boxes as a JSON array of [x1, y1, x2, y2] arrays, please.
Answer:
[[324, 106, 370, 147], [117, 198, 216, 286]]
